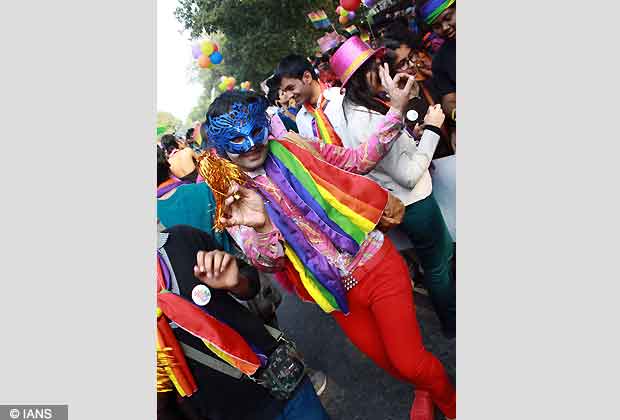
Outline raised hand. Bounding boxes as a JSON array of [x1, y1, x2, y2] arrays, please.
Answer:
[[423, 104, 445, 128], [219, 183, 272, 232], [193, 249, 239, 290], [378, 63, 419, 113]]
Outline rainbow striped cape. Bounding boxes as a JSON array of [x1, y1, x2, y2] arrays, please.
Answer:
[[259, 139, 388, 314]]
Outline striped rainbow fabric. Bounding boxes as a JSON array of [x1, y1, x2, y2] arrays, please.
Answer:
[[303, 98, 343, 146], [307, 10, 331, 29], [266, 139, 387, 313], [345, 25, 360, 35], [156, 312, 197, 396], [157, 290, 261, 378]]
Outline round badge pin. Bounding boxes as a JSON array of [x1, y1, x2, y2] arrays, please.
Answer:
[[192, 284, 212, 306], [406, 110, 419, 122]]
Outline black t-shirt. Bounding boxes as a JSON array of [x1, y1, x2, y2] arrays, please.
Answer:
[[160, 225, 286, 420], [431, 38, 456, 97]]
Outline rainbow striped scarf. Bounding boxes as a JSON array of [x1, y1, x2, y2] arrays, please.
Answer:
[[304, 93, 343, 146], [258, 139, 388, 314]]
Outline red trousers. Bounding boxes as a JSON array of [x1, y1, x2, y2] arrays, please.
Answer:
[[332, 237, 456, 418]]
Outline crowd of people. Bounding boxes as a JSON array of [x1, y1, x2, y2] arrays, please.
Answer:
[[156, 1, 456, 419]]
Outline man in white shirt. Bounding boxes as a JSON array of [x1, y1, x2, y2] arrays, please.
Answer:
[[274, 55, 337, 141]]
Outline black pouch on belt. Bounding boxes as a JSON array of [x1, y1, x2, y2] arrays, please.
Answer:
[[251, 337, 307, 400]]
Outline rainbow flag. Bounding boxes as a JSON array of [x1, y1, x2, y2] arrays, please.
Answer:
[[307, 10, 331, 29], [158, 291, 261, 376], [344, 25, 359, 35], [262, 139, 388, 313], [155, 257, 262, 397], [156, 312, 197, 396]]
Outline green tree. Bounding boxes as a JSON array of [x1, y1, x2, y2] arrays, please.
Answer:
[[175, 0, 337, 88], [157, 111, 182, 139]]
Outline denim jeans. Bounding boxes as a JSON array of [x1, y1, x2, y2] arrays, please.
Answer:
[[274, 377, 330, 420]]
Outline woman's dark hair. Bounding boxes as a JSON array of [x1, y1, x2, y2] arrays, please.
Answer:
[[199, 121, 209, 150], [343, 52, 399, 121], [382, 21, 424, 51], [157, 146, 171, 186], [275, 54, 318, 81], [185, 127, 194, 141], [160, 134, 179, 156], [265, 75, 281, 106], [381, 37, 404, 51]]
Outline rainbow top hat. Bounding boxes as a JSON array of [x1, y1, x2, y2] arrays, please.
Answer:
[[329, 36, 385, 87]]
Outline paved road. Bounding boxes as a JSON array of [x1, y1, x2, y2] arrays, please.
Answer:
[[274, 277, 456, 420]]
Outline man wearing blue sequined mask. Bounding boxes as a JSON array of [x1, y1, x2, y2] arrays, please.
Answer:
[[204, 91, 271, 171], [201, 88, 458, 420]]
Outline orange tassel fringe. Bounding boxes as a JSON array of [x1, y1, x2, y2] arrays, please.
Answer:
[[197, 150, 250, 231]]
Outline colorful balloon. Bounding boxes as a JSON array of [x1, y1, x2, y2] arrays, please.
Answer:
[[210, 51, 223, 64], [336, 6, 342, 13], [339, 8, 348, 16], [341, 0, 361, 11], [200, 40, 214, 56], [212, 43, 219, 52], [348, 11, 356, 20], [362, 0, 376, 7], [198, 55, 212, 68], [338, 15, 348, 24], [192, 44, 202, 59]]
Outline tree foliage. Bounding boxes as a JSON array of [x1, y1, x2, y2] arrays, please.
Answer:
[[175, 0, 337, 90], [157, 111, 183, 138]]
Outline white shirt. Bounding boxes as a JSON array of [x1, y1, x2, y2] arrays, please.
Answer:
[[296, 88, 439, 206]]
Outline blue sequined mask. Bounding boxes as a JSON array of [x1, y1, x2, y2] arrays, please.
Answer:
[[206, 100, 269, 155]]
